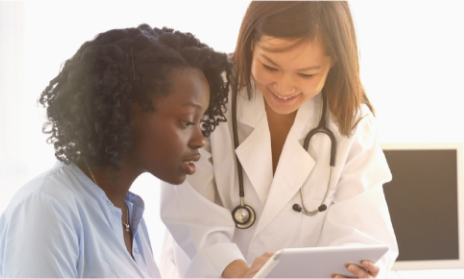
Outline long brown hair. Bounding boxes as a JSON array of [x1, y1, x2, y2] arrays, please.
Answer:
[[233, 1, 374, 136]]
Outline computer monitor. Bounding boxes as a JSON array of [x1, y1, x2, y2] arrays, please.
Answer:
[[381, 143, 464, 270]]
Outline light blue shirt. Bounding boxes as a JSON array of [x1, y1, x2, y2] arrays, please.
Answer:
[[0, 161, 161, 278]]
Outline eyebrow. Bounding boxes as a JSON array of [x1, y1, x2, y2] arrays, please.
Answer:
[[260, 54, 320, 71], [182, 102, 203, 110]]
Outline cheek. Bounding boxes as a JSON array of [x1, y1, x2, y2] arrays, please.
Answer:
[[300, 72, 331, 95], [300, 78, 321, 93], [150, 125, 184, 158], [313, 72, 331, 92], [133, 120, 183, 164], [251, 61, 275, 85]]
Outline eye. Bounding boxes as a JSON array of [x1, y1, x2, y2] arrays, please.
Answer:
[[262, 63, 278, 72], [299, 73, 314, 79], [181, 120, 195, 128]]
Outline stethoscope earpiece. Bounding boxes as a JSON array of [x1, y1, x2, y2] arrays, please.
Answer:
[[292, 204, 303, 213], [293, 203, 328, 215], [318, 204, 327, 212]]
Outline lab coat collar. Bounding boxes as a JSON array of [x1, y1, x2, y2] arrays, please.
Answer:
[[236, 84, 265, 129], [235, 86, 273, 204], [253, 94, 319, 236], [235, 86, 321, 234]]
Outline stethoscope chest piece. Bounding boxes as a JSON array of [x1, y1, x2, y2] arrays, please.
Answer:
[[232, 203, 256, 229]]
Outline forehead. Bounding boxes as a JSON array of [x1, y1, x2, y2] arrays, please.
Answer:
[[254, 36, 329, 68], [156, 68, 210, 111]]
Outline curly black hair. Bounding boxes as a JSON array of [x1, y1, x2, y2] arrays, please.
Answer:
[[39, 24, 233, 170]]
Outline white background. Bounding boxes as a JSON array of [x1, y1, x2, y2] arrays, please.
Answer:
[[1, 0, 464, 269]]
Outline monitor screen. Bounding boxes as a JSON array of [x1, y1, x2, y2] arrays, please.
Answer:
[[381, 143, 464, 270]]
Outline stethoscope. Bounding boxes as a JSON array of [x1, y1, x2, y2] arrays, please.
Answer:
[[231, 88, 337, 229]]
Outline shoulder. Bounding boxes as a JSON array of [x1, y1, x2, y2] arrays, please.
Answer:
[[331, 104, 378, 144], [351, 104, 378, 142], [2, 162, 85, 223], [327, 103, 382, 166]]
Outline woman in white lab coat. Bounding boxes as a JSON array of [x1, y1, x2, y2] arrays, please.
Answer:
[[160, 2, 398, 278]]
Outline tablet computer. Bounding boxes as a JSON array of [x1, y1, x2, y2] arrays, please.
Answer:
[[253, 244, 390, 278]]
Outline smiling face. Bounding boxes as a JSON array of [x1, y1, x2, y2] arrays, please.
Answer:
[[128, 67, 209, 185], [251, 36, 334, 115]]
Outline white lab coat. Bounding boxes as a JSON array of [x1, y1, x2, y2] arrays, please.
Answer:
[[160, 87, 398, 278]]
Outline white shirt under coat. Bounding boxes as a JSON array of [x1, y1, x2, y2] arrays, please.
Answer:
[[160, 88, 399, 278]]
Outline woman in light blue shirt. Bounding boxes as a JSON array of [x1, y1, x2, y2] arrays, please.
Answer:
[[0, 24, 232, 277]]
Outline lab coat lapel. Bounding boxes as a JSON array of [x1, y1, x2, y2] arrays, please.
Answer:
[[235, 91, 273, 205], [253, 95, 320, 236]]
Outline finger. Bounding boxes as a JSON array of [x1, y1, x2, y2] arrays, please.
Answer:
[[251, 255, 272, 269], [361, 260, 379, 277], [257, 252, 273, 260], [246, 255, 274, 278], [347, 264, 372, 278], [251, 257, 266, 267]]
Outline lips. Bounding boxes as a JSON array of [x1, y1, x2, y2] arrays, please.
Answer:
[[268, 88, 300, 103], [182, 154, 201, 175]]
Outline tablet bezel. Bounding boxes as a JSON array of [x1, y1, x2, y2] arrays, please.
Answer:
[[253, 244, 390, 278]]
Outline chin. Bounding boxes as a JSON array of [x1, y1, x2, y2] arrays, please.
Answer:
[[163, 174, 187, 185], [269, 104, 299, 115], [264, 96, 300, 115], [150, 170, 186, 185]]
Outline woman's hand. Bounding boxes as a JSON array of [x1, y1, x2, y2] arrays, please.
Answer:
[[222, 252, 274, 278], [243, 252, 273, 278], [332, 260, 380, 278]]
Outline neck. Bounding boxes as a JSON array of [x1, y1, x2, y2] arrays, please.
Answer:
[[78, 159, 142, 210], [264, 100, 298, 128], [264, 99, 298, 175]]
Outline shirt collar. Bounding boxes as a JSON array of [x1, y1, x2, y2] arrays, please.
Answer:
[[61, 161, 110, 202], [125, 191, 145, 235], [59, 161, 146, 234]]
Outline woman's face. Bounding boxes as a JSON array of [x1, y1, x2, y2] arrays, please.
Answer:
[[128, 68, 209, 185], [251, 36, 334, 115]]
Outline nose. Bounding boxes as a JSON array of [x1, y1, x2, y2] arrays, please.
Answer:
[[189, 124, 206, 149], [273, 75, 296, 96]]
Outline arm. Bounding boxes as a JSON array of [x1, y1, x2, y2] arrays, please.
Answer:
[[318, 113, 399, 279], [160, 143, 246, 278], [0, 192, 80, 277]]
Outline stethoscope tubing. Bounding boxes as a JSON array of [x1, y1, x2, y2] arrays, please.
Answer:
[[231, 80, 245, 199], [303, 92, 337, 167], [232, 86, 336, 227]]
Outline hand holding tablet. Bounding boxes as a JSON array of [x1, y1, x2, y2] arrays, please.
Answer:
[[253, 245, 389, 278]]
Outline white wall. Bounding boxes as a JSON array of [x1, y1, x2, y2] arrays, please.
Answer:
[[350, 1, 464, 144], [1, 0, 464, 265]]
